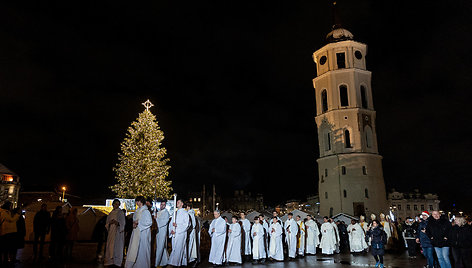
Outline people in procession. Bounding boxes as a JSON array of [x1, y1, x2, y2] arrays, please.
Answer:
[[269, 216, 284, 261], [168, 199, 190, 267], [208, 210, 226, 267], [104, 199, 125, 267], [296, 215, 306, 257], [125, 196, 152, 268], [284, 213, 298, 260], [320, 216, 336, 255], [251, 216, 267, 264], [329, 218, 340, 254], [366, 219, 387, 268], [187, 205, 199, 266], [154, 199, 170, 267], [305, 215, 320, 255], [347, 219, 368, 254], [225, 216, 242, 265], [239, 212, 252, 261]]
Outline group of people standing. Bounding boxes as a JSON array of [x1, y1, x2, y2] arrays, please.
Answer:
[[0, 201, 25, 266]]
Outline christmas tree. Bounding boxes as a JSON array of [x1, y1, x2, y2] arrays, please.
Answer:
[[110, 100, 172, 199]]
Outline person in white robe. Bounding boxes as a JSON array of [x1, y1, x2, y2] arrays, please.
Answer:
[[251, 216, 266, 263], [208, 210, 226, 266], [168, 199, 190, 267], [125, 196, 152, 268], [284, 213, 299, 259], [359, 215, 370, 247], [319, 216, 336, 255], [154, 199, 170, 267], [347, 219, 368, 253], [239, 212, 251, 258], [259, 214, 269, 257], [305, 215, 320, 255], [105, 199, 125, 267], [272, 211, 281, 222], [296, 215, 306, 257], [226, 216, 242, 264], [186, 205, 198, 264], [329, 218, 340, 253], [268, 216, 283, 261]]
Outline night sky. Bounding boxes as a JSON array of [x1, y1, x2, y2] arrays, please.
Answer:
[[1, 1, 471, 208]]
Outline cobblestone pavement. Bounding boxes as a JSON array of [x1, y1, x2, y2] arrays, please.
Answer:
[[14, 242, 426, 267]]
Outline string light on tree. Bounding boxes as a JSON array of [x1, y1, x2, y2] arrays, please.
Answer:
[[110, 100, 172, 199]]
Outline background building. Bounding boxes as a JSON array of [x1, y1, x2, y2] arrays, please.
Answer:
[[388, 189, 440, 220], [0, 163, 20, 208], [313, 24, 387, 217]]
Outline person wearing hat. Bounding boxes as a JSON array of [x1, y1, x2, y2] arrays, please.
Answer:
[[416, 211, 434, 268]]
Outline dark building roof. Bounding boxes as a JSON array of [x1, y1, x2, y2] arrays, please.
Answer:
[[0, 163, 18, 176]]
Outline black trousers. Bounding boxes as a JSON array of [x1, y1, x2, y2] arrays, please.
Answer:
[[33, 233, 46, 258], [452, 247, 472, 268], [406, 239, 417, 256]]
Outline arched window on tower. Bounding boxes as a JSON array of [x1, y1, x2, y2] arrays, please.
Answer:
[[321, 90, 328, 112], [324, 132, 331, 151], [339, 85, 349, 107], [361, 85, 368, 109], [365, 126, 373, 148], [344, 129, 352, 148]]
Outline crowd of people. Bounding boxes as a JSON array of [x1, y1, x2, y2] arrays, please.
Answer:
[[2, 196, 472, 268]]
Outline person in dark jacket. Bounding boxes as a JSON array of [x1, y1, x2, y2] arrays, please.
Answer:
[[403, 217, 418, 257], [33, 203, 50, 261], [449, 216, 472, 268], [416, 211, 435, 268], [366, 220, 387, 268], [49, 206, 67, 261], [426, 211, 452, 268], [13, 208, 26, 263]]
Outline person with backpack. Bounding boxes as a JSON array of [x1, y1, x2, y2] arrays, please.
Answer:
[[366, 219, 387, 268]]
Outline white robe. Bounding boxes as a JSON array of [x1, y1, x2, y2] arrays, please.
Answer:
[[359, 221, 370, 245], [240, 218, 252, 255], [269, 222, 283, 261], [305, 219, 320, 254], [251, 223, 266, 260], [381, 221, 391, 241], [155, 208, 170, 266], [226, 223, 242, 264], [347, 223, 368, 252], [187, 210, 198, 263], [320, 222, 336, 255], [105, 208, 125, 266], [208, 216, 226, 265], [168, 208, 190, 266], [125, 206, 152, 268], [297, 220, 306, 256], [331, 222, 340, 253], [284, 218, 298, 258]]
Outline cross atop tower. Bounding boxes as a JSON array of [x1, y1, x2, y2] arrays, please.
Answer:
[[142, 99, 154, 111]]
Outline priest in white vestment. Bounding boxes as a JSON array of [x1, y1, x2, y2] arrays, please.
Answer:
[[125, 196, 152, 268], [105, 199, 125, 266], [319, 216, 336, 255], [168, 199, 190, 267], [226, 216, 242, 264], [347, 219, 368, 253], [208, 210, 226, 266], [305, 215, 320, 254], [268, 217, 283, 261], [239, 212, 251, 258], [296, 215, 306, 256], [187, 206, 198, 264], [284, 213, 298, 259], [251, 216, 267, 263], [330, 218, 340, 253], [155, 199, 170, 267]]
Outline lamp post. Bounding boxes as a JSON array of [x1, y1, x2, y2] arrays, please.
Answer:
[[62, 186, 66, 202]]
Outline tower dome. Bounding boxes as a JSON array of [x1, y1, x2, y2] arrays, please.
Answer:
[[326, 27, 354, 43]]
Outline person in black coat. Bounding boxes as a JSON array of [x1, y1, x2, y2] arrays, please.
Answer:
[[426, 211, 452, 268], [366, 220, 387, 268], [49, 206, 67, 261], [449, 216, 472, 268], [13, 208, 26, 263], [33, 203, 50, 261]]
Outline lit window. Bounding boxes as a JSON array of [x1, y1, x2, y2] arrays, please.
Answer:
[[339, 85, 349, 107], [193, 198, 197, 202], [3, 175, 14, 182], [198, 198, 201, 202]]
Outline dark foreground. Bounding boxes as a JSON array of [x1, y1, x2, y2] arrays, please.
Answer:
[[14, 242, 426, 267]]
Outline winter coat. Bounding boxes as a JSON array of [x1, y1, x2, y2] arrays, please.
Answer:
[[416, 220, 432, 248], [426, 217, 451, 248], [33, 210, 51, 235], [448, 225, 472, 249], [403, 222, 417, 239], [0, 209, 19, 236], [366, 226, 387, 255]]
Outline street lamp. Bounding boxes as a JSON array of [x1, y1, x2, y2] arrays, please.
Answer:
[[62, 186, 66, 202]]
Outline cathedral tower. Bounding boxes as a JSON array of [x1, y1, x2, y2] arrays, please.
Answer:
[[313, 25, 387, 217]]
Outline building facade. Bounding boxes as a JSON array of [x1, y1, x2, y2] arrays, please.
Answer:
[[313, 26, 388, 217], [388, 189, 440, 220], [0, 163, 21, 208]]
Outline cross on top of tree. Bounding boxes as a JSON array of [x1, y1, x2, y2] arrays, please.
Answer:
[[142, 99, 154, 111]]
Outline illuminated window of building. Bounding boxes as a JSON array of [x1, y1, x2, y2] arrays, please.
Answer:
[[340, 85, 349, 107], [3, 175, 14, 182], [198, 198, 201, 202], [344, 129, 351, 148], [341, 166, 346, 175], [336, 52, 346, 69], [321, 90, 328, 113], [407, 205, 411, 210]]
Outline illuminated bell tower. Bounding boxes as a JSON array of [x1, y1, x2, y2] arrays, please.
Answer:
[[313, 23, 387, 217]]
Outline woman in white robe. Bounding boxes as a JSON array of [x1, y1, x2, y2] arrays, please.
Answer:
[[226, 216, 242, 264], [105, 199, 125, 266], [239, 212, 252, 257], [251, 216, 267, 262], [168, 200, 190, 267], [125, 196, 152, 268], [347, 220, 368, 253], [208, 211, 227, 266], [155, 200, 170, 267], [305, 215, 320, 254], [268, 217, 283, 261], [319, 217, 336, 255]]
